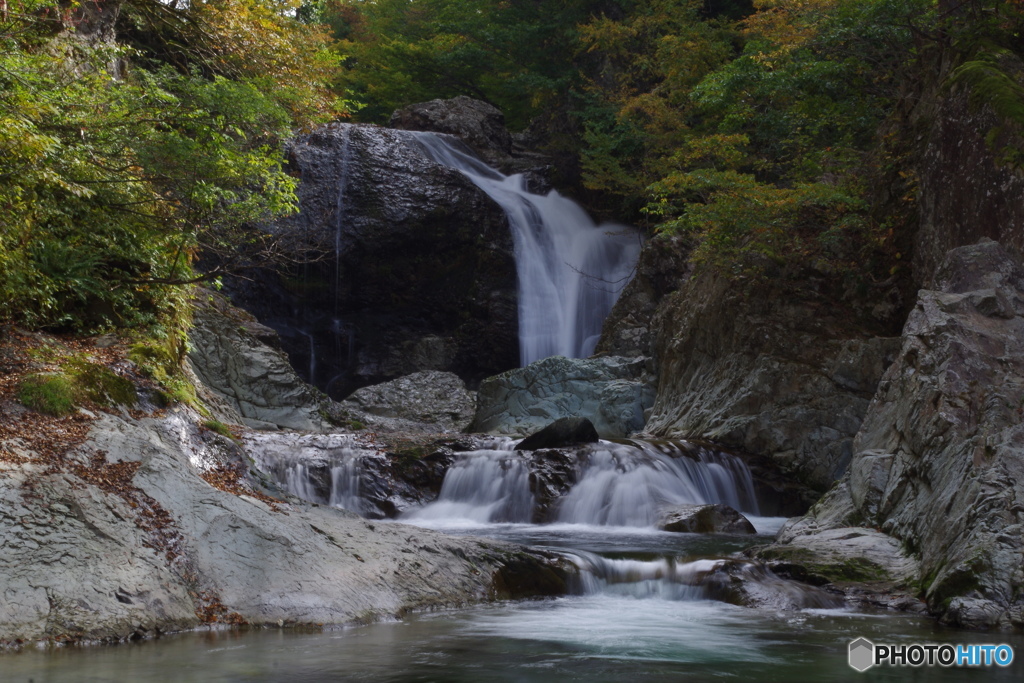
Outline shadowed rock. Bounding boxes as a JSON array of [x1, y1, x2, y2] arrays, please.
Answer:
[[658, 503, 756, 535], [514, 417, 599, 451]]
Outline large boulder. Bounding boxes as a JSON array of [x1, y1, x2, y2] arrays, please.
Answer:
[[758, 241, 1024, 629], [187, 290, 333, 432], [333, 371, 476, 434], [223, 122, 519, 398], [643, 270, 900, 491], [514, 417, 599, 451], [658, 503, 756, 535], [473, 355, 655, 439]]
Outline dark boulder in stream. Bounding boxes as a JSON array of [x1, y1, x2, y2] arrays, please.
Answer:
[[658, 503, 756, 535], [514, 417, 600, 451]]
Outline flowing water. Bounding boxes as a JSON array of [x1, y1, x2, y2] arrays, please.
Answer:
[[7, 439, 1024, 681], [411, 133, 641, 365]]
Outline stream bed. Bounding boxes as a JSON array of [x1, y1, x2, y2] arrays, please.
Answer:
[[7, 443, 1023, 681], [7, 521, 1023, 682]]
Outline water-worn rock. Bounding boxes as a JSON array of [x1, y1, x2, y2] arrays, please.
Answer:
[[224, 122, 518, 398], [187, 290, 332, 432], [389, 96, 513, 169], [473, 355, 655, 439], [0, 410, 570, 644], [758, 241, 1024, 629], [333, 371, 476, 434], [658, 503, 756, 534], [389, 96, 552, 183], [514, 417, 599, 451], [643, 270, 900, 491]]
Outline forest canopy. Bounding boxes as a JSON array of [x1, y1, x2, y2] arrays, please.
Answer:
[[3, 0, 1024, 332], [0, 0, 341, 331]]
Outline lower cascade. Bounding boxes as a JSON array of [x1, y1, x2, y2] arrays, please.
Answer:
[[403, 439, 759, 526], [254, 437, 840, 610]]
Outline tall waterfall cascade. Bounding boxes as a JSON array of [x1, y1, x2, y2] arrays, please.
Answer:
[[410, 133, 641, 365]]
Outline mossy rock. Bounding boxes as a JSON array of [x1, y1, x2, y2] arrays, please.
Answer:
[[18, 373, 78, 416], [70, 361, 137, 407], [760, 546, 891, 584]]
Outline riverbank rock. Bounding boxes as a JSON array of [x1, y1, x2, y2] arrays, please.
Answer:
[[223, 122, 518, 398], [756, 241, 1024, 629], [0, 407, 571, 645], [642, 270, 900, 492], [187, 290, 333, 432], [658, 503, 756, 534], [333, 371, 476, 434], [514, 417, 599, 451], [473, 355, 655, 439]]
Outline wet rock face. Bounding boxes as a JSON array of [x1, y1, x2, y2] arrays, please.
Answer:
[[473, 355, 655, 439], [390, 96, 513, 169], [644, 270, 900, 492], [226, 122, 518, 398], [658, 504, 756, 535]]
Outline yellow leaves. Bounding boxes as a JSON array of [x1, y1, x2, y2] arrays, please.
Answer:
[[744, 0, 841, 64]]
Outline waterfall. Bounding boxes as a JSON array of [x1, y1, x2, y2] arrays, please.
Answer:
[[410, 133, 641, 365], [404, 439, 759, 528], [553, 441, 759, 527], [249, 434, 369, 515], [403, 440, 534, 525]]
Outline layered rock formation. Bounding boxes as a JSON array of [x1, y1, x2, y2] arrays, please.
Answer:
[[641, 271, 900, 491], [0, 410, 568, 643], [758, 241, 1024, 628]]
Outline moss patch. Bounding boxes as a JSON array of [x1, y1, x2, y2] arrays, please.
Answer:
[[17, 373, 78, 416], [759, 546, 891, 584], [69, 360, 137, 407], [202, 419, 240, 443]]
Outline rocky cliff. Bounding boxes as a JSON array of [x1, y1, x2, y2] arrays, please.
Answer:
[[225, 121, 519, 398], [758, 241, 1024, 629]]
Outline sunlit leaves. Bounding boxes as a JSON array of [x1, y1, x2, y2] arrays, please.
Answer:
[[0, 0, 319, 331]]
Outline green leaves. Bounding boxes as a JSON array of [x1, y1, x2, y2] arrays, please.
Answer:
[[0, 0, 325, 332]]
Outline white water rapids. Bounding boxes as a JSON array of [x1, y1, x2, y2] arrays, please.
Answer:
[[411, 133, 641, 365]]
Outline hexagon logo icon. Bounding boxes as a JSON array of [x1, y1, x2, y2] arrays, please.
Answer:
[[849, 637, 875, 672]]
